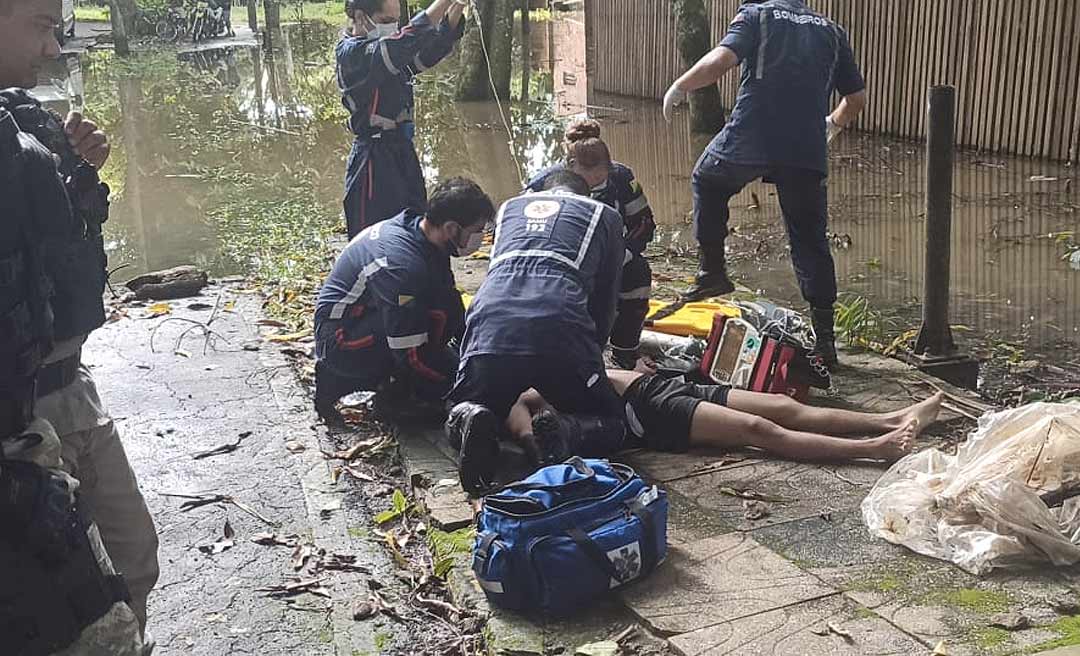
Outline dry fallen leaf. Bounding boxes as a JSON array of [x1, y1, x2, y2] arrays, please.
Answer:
[[198, 519, 236, 555], [284, 440, 306, 454], [265, 330, 312, 343], [146, 302, 172, 317], [257, 578, 330, 599], [250, 532, 298, 548], [292, 543, 317, 571], [932, 640, 951, 656], [743, 500, 771, 521]]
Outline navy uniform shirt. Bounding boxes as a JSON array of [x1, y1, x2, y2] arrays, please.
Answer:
[[336, 11, 463, 139], [315, 212, 463, 392], [708, 0, 865, 174], [460, 192, 625, 365], [526, 162, 656, 254]]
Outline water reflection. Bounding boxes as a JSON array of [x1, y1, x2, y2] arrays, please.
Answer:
[[37, 17, 1080, 354]]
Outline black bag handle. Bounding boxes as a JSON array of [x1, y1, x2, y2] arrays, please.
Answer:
[[564, 490, 661, 585], [566, 528, 621, 581]]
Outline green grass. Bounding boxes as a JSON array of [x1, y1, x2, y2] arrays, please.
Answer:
[[972, 627, 1011, 650], [75, 4, 110, 21], [921, 588, 1010, 615], [231, 0, 345, 29], [1030, 615, 1080, 652]]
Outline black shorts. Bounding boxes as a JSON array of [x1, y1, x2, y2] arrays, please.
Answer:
[[622, 374, 730, 453]]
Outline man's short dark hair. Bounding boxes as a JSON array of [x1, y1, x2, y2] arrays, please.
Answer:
[[541, 169, 590, 196], [345, 0, 385, 18], [427, 177, 495, 228]]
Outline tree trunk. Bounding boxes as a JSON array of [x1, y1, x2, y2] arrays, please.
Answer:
[[456, 0, 513, 101], [247, 0, 258, 32], [264, 0, 281, 30], [672, 0, 725, 133], [520, 0, 531, 102], [114, 0, 137, 36], [398, 0, 410, 25], [110, 0, 130, 56]]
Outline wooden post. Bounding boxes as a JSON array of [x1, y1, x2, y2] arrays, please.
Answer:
[[915, 86, 957, 357], [247, 0, 258, 32]]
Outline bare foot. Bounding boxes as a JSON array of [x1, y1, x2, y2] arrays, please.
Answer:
[[887, 392, 944, 436], [907, 392, 944, 436], [866, 419, 917, 461]]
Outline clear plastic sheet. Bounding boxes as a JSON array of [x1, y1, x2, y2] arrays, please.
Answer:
[[862, 402, 1080, 574]]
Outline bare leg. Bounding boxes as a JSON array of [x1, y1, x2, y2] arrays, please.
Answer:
[[725, 390, 944, 436], [688, 403, 916, 462]]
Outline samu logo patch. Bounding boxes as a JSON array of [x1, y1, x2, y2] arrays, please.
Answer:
[[607, 541, 642, 588]]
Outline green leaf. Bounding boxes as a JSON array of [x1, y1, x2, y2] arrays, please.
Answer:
[[392, 489, 408, 513], [374, 509, 400, 525], [433, 556, 455, 579]]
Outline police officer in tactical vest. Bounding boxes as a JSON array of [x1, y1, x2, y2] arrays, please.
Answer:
[[0, 1, 149, 651], [662, 0, 866, 368], [0, 0, 159, 646]]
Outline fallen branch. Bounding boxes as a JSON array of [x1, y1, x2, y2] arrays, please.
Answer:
[[192, 431, 253, 460], [160, 491, 280, 527]]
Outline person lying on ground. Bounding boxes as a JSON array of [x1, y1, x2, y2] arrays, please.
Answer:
[[314, 177, 494, 425], [504, 368, 944, 467]]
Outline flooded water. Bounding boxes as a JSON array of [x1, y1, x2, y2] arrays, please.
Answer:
[[38, 16, 1080, 360]]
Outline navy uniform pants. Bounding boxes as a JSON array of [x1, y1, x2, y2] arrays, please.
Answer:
[[691, 153, 837, 309], [611, 251, 652, 353], [344, 134, 427, 239]]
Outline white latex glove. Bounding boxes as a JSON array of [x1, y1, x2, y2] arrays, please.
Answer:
[[826, 115, 843, 144], [662, 84, 688, 122]]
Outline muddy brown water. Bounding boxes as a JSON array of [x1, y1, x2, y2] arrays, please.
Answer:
[[35, 19, 1080, 372]]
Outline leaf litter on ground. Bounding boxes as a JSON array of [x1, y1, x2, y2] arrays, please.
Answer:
[[197, 519, 236, 555], [719, 486, 794, 504]]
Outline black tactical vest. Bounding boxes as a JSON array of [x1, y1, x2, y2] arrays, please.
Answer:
[[0, 104, 66, 438], [0, 89, 110, 343]]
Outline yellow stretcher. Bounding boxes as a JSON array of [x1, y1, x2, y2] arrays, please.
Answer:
[[461, 293, 740, 339], [645, 300, 741, 338]]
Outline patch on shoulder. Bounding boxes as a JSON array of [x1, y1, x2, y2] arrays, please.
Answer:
[[523, 200, 561, 220]]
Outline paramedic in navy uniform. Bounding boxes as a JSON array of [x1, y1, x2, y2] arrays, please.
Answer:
[[446, 170, 628, 496], [313, 178, 495, 424], [337, 0, 466, 238], [526, 119, 657, 370], [662, 0, 866, 367]]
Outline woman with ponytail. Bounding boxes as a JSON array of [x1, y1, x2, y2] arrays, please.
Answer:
[[526, 119, 657, 369]]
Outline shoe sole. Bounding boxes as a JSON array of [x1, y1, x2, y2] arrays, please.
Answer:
[[459, 409, 500, 496], [680, 281, 736, 304]]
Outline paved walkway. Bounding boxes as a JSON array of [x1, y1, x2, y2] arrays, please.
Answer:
[[399, 352, 1080, 656], [85, 286, 409, 655]]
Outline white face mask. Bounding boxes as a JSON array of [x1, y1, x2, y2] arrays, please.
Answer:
[[455, 230, 484, 258], [366, 21, 398, 38]]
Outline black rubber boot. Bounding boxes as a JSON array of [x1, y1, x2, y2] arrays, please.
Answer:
[[531, 410, 625, 460], [314, 362, 346, 427], [811, 306, 839, 369], [528, 410, 574, 466], [446, 402, 501, 497], [682, 244, 736, 303]]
